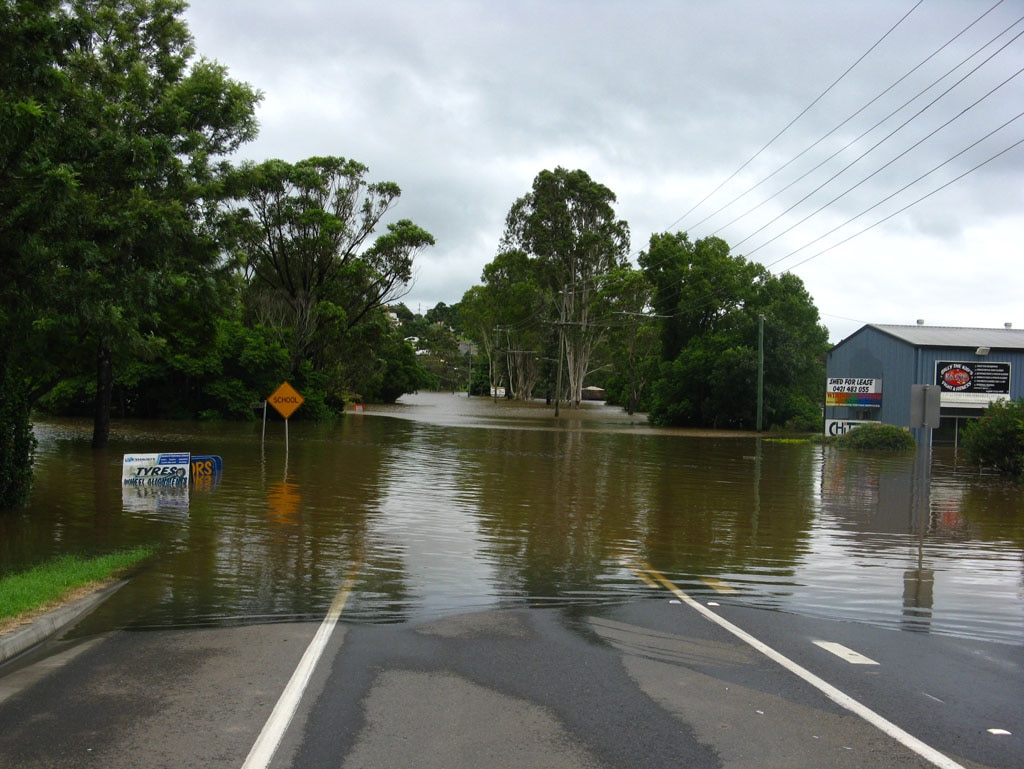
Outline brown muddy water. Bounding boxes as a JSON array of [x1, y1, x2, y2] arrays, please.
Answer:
[[1, 393, 1022, 645]]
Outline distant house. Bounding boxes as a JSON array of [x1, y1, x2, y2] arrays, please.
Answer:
[[581, 386, 606, 401], [825, 323, 1024, 445]]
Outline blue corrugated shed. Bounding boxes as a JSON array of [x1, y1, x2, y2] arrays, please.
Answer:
[[825, 324, 1024, 442]]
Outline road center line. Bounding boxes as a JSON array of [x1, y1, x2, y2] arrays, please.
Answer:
[[241, 568, 359, 769], [633, 562, 967, 769]]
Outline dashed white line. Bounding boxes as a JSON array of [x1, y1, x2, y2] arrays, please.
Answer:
[[634, 562, 967, 769], [813, 640, 879, 665]]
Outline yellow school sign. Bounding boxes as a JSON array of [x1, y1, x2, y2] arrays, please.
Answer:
[[268, 381, 304, 419]]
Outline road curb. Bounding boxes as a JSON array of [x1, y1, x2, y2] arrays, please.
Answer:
[[0, 580, 128, 665]]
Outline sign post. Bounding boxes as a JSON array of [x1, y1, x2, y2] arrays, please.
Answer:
[[268, 381, 304, 451], [909, 384, 941, 429]]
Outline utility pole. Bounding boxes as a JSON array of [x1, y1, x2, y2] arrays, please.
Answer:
[[554, 286, 566, 417], [493, 326, 501, 403], [757, 314, 765, 432]]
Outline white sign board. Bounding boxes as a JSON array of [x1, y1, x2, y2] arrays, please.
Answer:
[[122, 453, 191, 513], [824, 419, 877, 437]]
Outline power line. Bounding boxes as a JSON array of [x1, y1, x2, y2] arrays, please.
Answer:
[[686, 0, 1012, 236], [780, 133, 1024, 274], [728, 25, 1024, 252], [766, 108, 1024, 271], [743, 61, 1024, 258], [662, 0, 925, 236]]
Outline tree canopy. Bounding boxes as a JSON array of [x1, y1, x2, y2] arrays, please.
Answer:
[[224, 156, 435, 384], [1, 7, 833, 515], [639, 232, 829, 429], [498, 167, 630, 407]]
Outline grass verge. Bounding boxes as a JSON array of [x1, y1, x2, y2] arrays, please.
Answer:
[[0, 547, 153, 633]]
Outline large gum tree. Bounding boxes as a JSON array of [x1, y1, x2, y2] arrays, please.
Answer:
[[500, 168, 630, 408]]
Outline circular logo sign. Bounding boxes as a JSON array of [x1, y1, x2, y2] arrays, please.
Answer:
[[940, 364, 973, 392]]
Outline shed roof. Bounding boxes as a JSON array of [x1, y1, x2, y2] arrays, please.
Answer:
[[865, 324, 1024, 350]]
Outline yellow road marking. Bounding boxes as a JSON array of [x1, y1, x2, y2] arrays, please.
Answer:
[[700, 577, 738, 594]]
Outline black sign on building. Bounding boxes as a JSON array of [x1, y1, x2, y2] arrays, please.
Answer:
[[934, 361, 1011, 394]]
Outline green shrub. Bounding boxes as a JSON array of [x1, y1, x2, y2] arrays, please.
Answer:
[[833, 422, 917, 451], [961, 398, 1024, 476], [0, 371, 36, 509]]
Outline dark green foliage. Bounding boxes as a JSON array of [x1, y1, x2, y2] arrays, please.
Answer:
[[833, 423, 917, 451], [961, 399, 1024, 476], [642, 232, 828, 430], [0, 367, 37, 509], [368, 337, 437, 404]]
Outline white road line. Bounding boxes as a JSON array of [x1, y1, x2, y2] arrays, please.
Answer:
[[241, 572, 358, 769], [634, 562, 967, 769], [813, 640, 879, 665]]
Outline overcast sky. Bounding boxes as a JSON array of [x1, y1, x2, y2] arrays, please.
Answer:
[[184, 0, 1024, 342]]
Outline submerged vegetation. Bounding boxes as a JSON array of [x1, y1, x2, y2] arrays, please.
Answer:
[[831, 423, 917, 452], [961, 398, 1024, 477]]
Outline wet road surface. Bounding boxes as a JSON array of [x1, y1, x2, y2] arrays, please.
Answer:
[[1, 575, 1019, 769]]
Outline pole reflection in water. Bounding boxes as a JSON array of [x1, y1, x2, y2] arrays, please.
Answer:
[[1, 393, 1021, 646], [902, 440, 934, 633]]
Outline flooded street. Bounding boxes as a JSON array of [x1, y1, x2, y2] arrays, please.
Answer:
[[2, 392, 1022, 646]]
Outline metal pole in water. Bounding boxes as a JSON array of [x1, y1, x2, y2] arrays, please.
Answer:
[[757, 314, 765, 432]]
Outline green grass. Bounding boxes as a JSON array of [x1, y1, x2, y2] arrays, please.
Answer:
[[0, 547, 153, 623]]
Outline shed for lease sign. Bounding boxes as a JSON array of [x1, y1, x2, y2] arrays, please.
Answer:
[[826, 378, 882, 407]]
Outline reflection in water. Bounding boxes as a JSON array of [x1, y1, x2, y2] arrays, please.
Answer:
[[1, 394, 1022, 646]]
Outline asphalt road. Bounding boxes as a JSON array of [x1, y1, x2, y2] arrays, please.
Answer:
[[0, 578, 1020, 769]]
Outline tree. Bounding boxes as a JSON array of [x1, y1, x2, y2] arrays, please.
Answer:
[[2, 0, 260, 495], [458, 285, 502, 398], [962, 399, 1024, 476], [33, 0, 261, 448], [642, 232, 828, 429], [226, 157, 435, 398], [0, 0, 76, 504], [602, 266, 659, 415], [500, 168, 630, 407], [481, 250, 547, 401], [641, 233, 756, 361]]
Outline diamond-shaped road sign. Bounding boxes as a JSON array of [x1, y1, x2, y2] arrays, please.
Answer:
[[268, 381, 304, 419]]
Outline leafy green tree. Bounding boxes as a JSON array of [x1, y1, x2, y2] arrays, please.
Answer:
[[962, 399, 1024, 476], [2, 0, 260, 503], [642, 232, 827, 429], [500, 168, 630, 406], [0, 0, 76, 504], [361, 320, 436, 403], [641, 233, 756, 361], [226, 157, 435, 403], [458, 285, 503, 397], [36, 0, 260, 448], [482, 250, 548, 400], [601, 266, 659, 414], [425, 301, 459, 331]]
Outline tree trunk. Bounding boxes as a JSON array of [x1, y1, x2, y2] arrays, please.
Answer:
[[92, 344, 113, 450]]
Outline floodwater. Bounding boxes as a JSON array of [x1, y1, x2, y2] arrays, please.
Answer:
[[2, 392, 1022, 646]]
